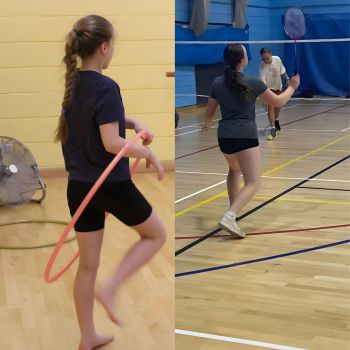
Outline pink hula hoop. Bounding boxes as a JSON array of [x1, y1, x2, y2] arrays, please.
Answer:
[[44, 130, 147, 283]]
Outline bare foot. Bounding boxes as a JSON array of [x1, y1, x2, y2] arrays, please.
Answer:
[[79, 334, 114, 350], [95, 288, 124, 326]]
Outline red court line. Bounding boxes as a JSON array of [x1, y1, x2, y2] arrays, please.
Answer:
[[175, 223, 350, 240]]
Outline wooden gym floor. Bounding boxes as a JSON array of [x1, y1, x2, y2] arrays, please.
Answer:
[[175, 99, 350, 350], [0, 173, 174, 350]]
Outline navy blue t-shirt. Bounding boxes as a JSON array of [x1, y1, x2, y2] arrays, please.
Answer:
[[62, 70, 130, 182]]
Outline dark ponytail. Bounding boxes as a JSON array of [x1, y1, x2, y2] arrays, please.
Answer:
[[223, 44, 251, 101], [55, 15, 114, 143]]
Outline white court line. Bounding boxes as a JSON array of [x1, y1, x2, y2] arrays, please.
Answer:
[[176, 170, 350, 183], [176, 170, 228, 176], [175, 179, 226, 203], [176, 107, 265, 130], [261, 175, 350, 183], [176, 91, 349, 101], [176, 118, 221, 130], [175, 172, 350, 203], [283, 128, 346, 133], [176, 93, 349, 103], [176, 126, 217, 137], [175, 329, 308, 350], [176, 37, 350, 44], [287, 97, 349, 101], [342, 126, 350, 131], [176, 105, 299, 137], [175, 94, 349, 100], [176, 128, 204, 136]]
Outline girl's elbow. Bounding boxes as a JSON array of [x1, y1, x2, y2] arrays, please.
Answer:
[[103, 144, 113, 154], [102, 136, 125, 154], [103, 140, 118, 154]]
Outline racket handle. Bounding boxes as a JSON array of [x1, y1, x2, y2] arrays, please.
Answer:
[[294, 56, 298, 75], [294, 41, 298, 75]]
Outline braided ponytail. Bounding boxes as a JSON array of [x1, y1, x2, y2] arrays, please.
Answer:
[[55, 30, 79, 143], [55, 15, 114, 143]]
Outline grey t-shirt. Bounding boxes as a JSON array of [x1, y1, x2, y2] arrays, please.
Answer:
[[209, 73, 267, 139]]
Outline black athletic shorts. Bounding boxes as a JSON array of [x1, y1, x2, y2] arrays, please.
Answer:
[[218, 138, 259, 154], [67, 179, 152, 232]]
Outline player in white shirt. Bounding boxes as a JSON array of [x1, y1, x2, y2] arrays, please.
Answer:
[[259, 48, 290, 139]]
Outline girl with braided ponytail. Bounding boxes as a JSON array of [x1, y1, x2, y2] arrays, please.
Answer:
[[55, 15, 166, 350], [202, 44, 299, 238]]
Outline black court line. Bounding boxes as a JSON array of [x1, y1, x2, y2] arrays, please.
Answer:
[[327, 111, 350, 114], [176, 145, 218, 160], [175, 154, 350, 257], [281, 104, 349, 127], [298, 186, 350, 192], [176, 104, 348, 160], [176, 239, 350, 277], [258, 104, 349, 135]]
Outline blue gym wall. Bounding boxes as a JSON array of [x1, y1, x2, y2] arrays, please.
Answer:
[[270, 0, 350, 40], [175, 0, 194, 107], [176, 0, 271, 107], [176, 0, 243, 107], [269, 0, 350, 73], [245, 0, 270, 76], [175, 0, 350, 107]]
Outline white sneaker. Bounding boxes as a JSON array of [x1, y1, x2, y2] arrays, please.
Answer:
[[219, 212, 246, 238]]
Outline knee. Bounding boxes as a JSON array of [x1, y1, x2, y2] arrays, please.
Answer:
[[78, 257, 100, 273], [137, 212, 167, 248], [140, 224, 167, 249], [246, 177, 261, 193], [156, 227, 167, 248], [252, 178, 261, 192], [228, 167, 240, 177]]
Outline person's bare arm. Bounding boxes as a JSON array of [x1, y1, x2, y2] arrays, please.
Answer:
[[125, 116, 153, 145], [202, 97, 219, 132], [281, 72, 290, 86], [99, 121, 150, 157], [259, 74, 300, 107], [99, 121, 164, 180]]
